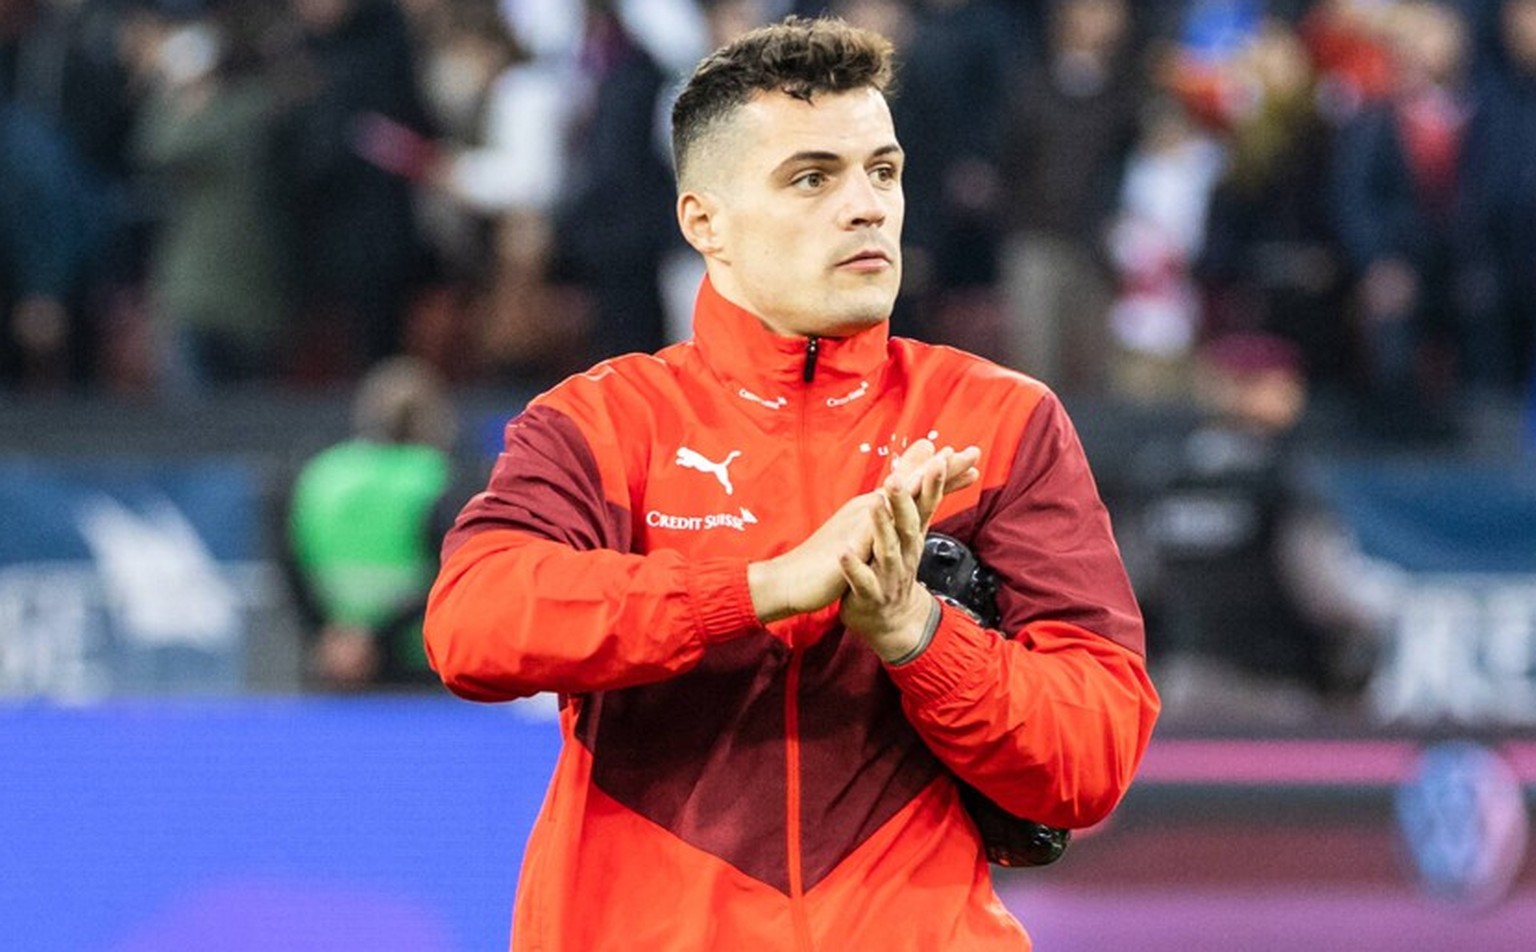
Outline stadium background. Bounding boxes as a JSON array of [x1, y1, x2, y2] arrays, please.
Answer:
[[5, 0, 1536, 948], [3, 387, 1533, 951]]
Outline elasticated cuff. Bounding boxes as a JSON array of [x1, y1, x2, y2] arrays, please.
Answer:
[[686, 556, 762, 644], [883, 600, 994, 703]]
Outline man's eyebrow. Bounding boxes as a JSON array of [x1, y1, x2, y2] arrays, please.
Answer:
[[772, 150, 842, 175], [771, 144, 905, 176]]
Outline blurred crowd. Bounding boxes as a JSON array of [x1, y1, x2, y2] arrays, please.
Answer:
[[3, 0, 1536, 443]]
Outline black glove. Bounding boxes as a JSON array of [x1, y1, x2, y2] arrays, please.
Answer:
[[916, 533, 1071, 867]]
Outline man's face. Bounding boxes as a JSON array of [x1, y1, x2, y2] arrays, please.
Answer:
[[680, 87, 905, 338]]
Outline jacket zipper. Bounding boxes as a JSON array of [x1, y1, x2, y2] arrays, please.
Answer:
[[785, 648, 814, 950], [788, 335, 818, 950]]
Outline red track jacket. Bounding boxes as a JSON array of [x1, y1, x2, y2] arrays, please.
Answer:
[[425, 278, 1160, 951]]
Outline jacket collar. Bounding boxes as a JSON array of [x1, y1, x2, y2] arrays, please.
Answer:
[[689, 276, 891, 406]]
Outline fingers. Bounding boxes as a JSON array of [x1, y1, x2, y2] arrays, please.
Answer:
[[838, 547, 880, 601], [840, 505, 895, 609], [842, 492, 911, 604], [841, 442, 982, 656], [916, 451, 947, 525], [887, 479, 929, 557], [874, 487, 907, 571], [886, 444, 980, 530], [838, 491, 883, 561], [941, 445, 982, 494], [839, 487, 932, 656], [873, 487, 925, 589], [890, 438, 937, 495], [752, 490, 888, 622], [889, 442, 982, 495]]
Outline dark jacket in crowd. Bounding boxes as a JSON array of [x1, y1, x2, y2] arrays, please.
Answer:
[[0, 102, 109, 384], [1458, 68, 1536, 389], [281, 0, 433, 365], [551, 13, 676, 361], [892, 0, 1018, 292], [996, 55, 1143, 244]]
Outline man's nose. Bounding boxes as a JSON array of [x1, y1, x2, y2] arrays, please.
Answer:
[[838, 173, 888, 229]]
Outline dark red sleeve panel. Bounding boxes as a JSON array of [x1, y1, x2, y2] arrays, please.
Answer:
[[425, 404, 760, 702], [977, 390, 1145, 656], [441, 404, 630, 562], [887, 392, 1158, 829]]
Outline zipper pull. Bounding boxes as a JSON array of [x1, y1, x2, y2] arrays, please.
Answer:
[[802, 336, 820, 383]]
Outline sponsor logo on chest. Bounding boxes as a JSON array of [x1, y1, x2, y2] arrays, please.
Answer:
[[647, 446, 759, 533]]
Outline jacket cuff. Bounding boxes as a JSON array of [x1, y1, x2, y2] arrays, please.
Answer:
[[883, 600, 994, 703], [686, 556, 762, 645]]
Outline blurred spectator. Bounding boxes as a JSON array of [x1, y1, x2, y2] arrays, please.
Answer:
[[995, 0, 1144, 394], [1298, 0, 1398, 122], [1132, 333, 1334, 725], [877, 0, 1017, 358], [128, 1, 292, 392], [1330, 0, 1476, 440], [408, 0, 590, 386], [285, 356, 461, 690], [0, 100, 109, 390], [399, 0, 526, 374], [1, 0, 131, 389], [1457, 0, 1536, 400], [1105, 94, 1225, 401], [276, 0, 433, 383], [1192, 17, 1350, 388], [405, 0, 518, 288], [1, 0, 140, 181], [547, 0, 678, 364]]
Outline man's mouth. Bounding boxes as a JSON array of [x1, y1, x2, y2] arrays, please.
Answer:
[[836, 248, 893, 269]]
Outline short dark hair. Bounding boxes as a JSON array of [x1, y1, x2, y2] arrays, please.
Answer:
[[671, 16, 896, 184]]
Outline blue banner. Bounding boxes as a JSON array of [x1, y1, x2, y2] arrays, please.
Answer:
[[0, 696, 561, 952], [1300, 460, 1536, 726], [0, 459, 260, 698], [1303, 460, 1536, 575]]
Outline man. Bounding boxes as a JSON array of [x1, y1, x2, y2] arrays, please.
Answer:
[[288, 357, 460, 688], [425, 16, 1158, 950], [0, 100, 106, 390], [1329, 0, 1474, 439]]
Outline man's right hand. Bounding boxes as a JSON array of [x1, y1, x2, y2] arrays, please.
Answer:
[[749, 490, 884, 623], [748, 440, 980, 624]]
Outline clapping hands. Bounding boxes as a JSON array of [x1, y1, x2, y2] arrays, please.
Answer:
[[838, 441, 980, 660], [746, 438, 980, 661]]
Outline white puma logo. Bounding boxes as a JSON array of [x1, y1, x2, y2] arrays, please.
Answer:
[[675, 447, 742, 495]]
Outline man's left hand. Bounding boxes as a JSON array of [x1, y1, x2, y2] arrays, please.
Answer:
[[838, 447, 962, 661]]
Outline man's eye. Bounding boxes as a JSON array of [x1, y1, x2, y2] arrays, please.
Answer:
[[873, 165, 900, 185], [793, 170, 827, 190]]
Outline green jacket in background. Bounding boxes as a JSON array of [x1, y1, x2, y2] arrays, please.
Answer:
[[288, 440, 452, 673]]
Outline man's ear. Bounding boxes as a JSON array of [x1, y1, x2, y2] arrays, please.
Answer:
[[677, 190, 725, 259]]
